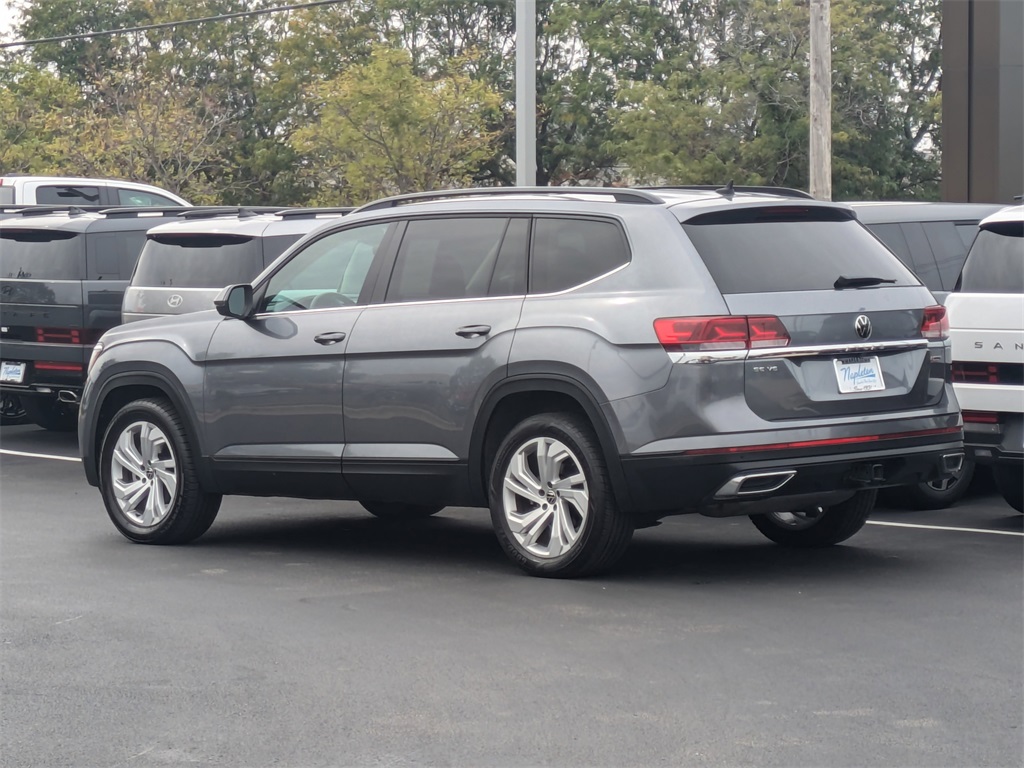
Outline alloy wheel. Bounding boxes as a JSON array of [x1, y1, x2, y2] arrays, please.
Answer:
[[110, 420, 179, 527], [501, 437, 590, 559]]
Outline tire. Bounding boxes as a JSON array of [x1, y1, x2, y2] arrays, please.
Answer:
[[749, 490, 877, 548], [884, 458, 975, 511], [0, 394, 27, 426], [99, 397, 222, 544], [360, 501, 445, 520], [489, 413, 634, 578], [993, 465, 1023, 513], [22, 396, 77, 432]]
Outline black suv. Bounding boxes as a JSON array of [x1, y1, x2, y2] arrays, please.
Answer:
[[0, 207, 190, 430]]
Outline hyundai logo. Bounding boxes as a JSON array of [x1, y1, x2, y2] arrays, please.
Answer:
[[854, 314, 872, 339], [167, 294, 184, 308]]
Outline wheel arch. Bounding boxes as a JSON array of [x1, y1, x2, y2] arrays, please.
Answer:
[[469, 375, 633, 512], [83, 366, 209, 489]]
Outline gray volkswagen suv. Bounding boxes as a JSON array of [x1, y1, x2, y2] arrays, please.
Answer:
[[79, 187, 964, 577]]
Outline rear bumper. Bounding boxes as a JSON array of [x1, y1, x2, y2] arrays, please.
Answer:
[[0, 342, 87, 396], [965, 414, 1023, 467], [621, 434, 964, 518]]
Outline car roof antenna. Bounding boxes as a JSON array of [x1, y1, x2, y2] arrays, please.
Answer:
[[715, 180, 735, 200]]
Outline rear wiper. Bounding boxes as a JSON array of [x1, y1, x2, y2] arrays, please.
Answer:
[[834, 275, 897, 290]]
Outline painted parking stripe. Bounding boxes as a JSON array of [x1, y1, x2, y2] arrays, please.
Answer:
[[867, 520, 1024, 537], [0, 448, 81, 463]]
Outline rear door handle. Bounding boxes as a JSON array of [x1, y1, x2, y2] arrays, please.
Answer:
[[314, 331, 347, 345], [455, 325, 491, 339]]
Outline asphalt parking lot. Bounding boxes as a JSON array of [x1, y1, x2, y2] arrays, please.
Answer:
[[1, 423, 1021, 768]]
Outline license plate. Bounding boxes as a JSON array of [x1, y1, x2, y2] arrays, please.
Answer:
[[0, 361, 26, 384], [834, 356, 885, 393]]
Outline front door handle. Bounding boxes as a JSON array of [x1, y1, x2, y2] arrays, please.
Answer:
[[314, 331, 347, 345], [455, 325, 491, 339]]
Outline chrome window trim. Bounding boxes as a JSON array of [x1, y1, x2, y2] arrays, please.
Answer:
[[670, 338, 930, 364]]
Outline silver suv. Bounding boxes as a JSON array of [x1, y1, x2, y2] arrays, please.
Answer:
[[78, 187, 964, 577]]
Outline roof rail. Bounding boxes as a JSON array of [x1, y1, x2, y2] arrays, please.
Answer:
[[12, 205, 95, 217], [276, 206, 355, 219], [638, 184, 814, 200], [177, 206, 287, 220], [355, 186, 664, 213], [98, 205, 198, 218]]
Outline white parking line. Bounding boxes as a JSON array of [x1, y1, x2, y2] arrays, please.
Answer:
[[867, 520, 1024, 537], [0, 448, 81, 463]]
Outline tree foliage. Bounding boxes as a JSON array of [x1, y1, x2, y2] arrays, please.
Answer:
[[2, 0, 945, 203]]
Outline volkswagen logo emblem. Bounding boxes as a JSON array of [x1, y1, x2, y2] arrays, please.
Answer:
[[854, 314, 872, 339], [167, 294, 184, 309]]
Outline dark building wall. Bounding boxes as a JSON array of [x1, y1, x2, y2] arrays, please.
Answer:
[[942, 0, 1023, 203]]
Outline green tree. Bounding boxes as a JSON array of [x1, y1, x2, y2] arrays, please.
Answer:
[[290, 45, 501, 204]]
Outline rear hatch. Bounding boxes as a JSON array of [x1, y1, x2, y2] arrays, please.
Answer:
[[0, 227, 89, 389], [122, 232, 264, 322], [680, 205, 946, 421]]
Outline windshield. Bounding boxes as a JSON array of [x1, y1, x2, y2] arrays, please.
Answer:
[[133, 234, 263, 289], [957, 223, 1024, 294], [0, 229, 85, 280], [682, 207, 918, 293]]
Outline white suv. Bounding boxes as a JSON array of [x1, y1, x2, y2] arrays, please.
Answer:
[[946, 205, 1024, 512], [0, 175, 189, 207]]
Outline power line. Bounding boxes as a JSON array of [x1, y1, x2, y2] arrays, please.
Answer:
[[0, 0, 346, 49]]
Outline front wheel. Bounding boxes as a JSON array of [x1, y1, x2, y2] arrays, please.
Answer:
[[489, 413, 633, 578], [100, 397, 221, 544], [993, 465, 1023, 513], [750, 490, 877, 547]]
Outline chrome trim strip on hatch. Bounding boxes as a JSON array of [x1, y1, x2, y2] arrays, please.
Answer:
[[669, 339, 930, 364]]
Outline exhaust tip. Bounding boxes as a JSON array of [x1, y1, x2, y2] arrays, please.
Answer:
[[57, 390, 79, 404], [715, 470, 797, 499], [942, 452, 964, 474]]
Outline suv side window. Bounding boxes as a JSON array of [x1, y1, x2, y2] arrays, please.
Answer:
[[36, 185, 101, 205], [531, 217, 629, 294], [261, 222, 390, 313], [922, 221, 969, 291], [116, 188, 179, 207], [87, 231, 147, 279], [385, 217, 509, 303]]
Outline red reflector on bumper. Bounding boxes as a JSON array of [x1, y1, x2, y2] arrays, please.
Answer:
[[683, 426, 962, 456], [34, 362, 84, 372]]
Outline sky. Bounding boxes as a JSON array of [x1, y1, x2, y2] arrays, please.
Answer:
[[1, 1, 18, 42]]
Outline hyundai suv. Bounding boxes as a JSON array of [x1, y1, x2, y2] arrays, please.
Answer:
[[945, 204, 1024, 512], [78, 187, 964, 577]]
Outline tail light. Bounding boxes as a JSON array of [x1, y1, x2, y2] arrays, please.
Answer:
[[35, 327, 103, 345], [34, 361, 83, 373], [654, 316, 790, 351], [962, 410, 999, 424], [920, 306, 948, 340]]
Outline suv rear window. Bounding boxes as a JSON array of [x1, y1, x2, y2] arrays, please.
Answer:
[[0, 229, 85, 279], [133, 234, 263, 289], [958, 223, 1024, 294], [682, 207, 918, 293]]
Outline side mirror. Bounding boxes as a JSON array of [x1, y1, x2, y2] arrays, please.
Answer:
[[214, 284, 254, 319]]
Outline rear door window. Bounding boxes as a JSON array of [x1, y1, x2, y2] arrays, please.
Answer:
[[530, 217, 630, 294], [87, 231, 148, 279], [682, 207, 918, 293], [35, 185, 101, 205], [958, 223, 1024, 294], [0, 229, 85, 279], [922, 221, 969, 291], [133, 234, 264, 289], [116, 188, 180, 207], [385, 217, 509, 303]]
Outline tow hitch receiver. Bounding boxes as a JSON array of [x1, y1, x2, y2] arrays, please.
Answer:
[[849, 463, 885, 486]]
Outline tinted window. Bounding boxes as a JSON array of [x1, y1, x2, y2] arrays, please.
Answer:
[[262, 234, 303, 265], [116, 188, 180, 207], [682, 208, 918, 293], [35, 185, 101, 205], [0, 187, 13, 205], [386, 217, 508, 303], [87, 231, 147, 279], [133, 234, 263, 289], [490, 218, 529, 296], [262, 222, 390, 312], [867, 223, 912, 266], [958, 224, 1024, 294], [955, 223, 979, 250], [531, 218, 629, 294], [898, 222, 941, 291], [922, 221, 969, 291], [0, 229, 85, 279]]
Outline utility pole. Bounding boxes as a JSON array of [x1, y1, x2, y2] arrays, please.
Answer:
[[515, 0, 537, 186], [809, 0, 832, 200]]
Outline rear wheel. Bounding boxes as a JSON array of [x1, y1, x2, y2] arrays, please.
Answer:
[[22, 396, 77, 432], [885, 458, 975, 510], [993, 465, 1023, 513], [100, 397, 221, 544], [750, 490, 876, 547], [360, 501, 444, 520], [0, 394, 27, 425], [489, 413, 633, 578]]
